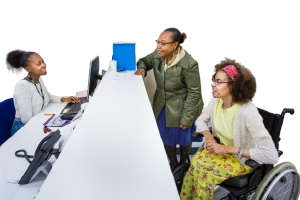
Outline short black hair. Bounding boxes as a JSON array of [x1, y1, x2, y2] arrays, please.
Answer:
[[164, 27, 187, 45], [6, 50, 36, 73]]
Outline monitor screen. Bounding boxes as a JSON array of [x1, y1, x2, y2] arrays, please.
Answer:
[[88, 56, 100, 97]]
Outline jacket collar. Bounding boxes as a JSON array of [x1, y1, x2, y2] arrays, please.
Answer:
[[154, 49, 189, 69], [174, 50, 189, 69]]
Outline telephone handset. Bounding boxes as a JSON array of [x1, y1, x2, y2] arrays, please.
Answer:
[[15, 130, 61, 184]]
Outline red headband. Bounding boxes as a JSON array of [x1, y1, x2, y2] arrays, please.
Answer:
[[222, 65, 238, 80]]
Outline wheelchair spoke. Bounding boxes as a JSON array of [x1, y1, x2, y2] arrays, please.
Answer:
[[271, 173, 293, 199], [249, 163, 299, 200], [264, 171, 297, 200]]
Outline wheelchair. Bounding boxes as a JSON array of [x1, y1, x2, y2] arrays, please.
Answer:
[[173, 108, 300, 200]]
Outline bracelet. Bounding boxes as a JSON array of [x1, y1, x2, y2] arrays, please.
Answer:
[[235, 147, 241, 158], [238, 148, 245, 159]]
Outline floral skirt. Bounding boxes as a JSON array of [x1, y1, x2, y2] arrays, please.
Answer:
[[180, 150, 254, 200]]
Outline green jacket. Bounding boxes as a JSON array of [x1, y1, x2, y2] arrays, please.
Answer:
[[137, 49, 204, 127]]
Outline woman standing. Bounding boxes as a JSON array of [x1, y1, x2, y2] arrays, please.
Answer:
[[135, 28, 204, 170], [6, 50, 79, 135], [180, 58, 278, 199]]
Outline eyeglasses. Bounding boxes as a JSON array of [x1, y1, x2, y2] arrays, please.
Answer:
[[212, 78, 232, 86], [155, 40, 175, 47]]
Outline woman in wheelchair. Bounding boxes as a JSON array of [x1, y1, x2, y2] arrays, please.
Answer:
[[180, 58, 278, 200]]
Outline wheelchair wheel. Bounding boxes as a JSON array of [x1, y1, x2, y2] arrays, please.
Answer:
[[252, 162, 300, 200]]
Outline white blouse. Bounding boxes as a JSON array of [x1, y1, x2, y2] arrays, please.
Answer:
[[13, 77, 62, 124]]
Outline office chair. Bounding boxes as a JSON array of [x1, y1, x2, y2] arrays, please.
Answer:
[[174, 108, 300, 199], [0, 98, 15, 146]]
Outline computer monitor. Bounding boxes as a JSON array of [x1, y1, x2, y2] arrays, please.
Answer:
[[88, 56, 102, 98]]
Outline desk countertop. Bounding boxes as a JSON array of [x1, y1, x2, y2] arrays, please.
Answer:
[[0, 102, 78, 200], [35, 71, 179, 200]]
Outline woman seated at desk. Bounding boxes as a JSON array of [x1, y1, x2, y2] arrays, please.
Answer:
[[134, 28, 204, 171], [6, 50, 79, 135], [180, 58, 278, 200]]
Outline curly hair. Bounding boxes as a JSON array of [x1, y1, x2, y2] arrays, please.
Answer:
[[212, 58, 256, 104]]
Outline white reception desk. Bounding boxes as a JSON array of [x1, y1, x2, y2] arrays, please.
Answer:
[[34, 71, 179, 200]]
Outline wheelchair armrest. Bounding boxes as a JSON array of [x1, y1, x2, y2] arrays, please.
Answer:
[[244, 159, 262, 169], [190, 127, 212, 138], [190, 131, 204, 138], [278, 150, 283, 157], [245, 150, 282, 168]]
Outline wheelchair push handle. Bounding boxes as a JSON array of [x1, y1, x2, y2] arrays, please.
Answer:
[[281, 108, 295, 117]]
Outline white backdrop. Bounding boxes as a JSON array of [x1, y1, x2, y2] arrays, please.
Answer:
[[1, 0, 299, 169]]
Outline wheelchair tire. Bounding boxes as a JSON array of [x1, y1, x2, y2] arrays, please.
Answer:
[[252, 162, 300, 200]]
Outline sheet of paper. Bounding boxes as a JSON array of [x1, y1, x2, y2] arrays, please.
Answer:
[[57, 119, 80, 151], [58, 124, 76, 151], [43, 114, 72, 127]]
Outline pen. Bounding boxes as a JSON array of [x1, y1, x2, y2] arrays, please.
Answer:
[[44, 114, 53, 116]]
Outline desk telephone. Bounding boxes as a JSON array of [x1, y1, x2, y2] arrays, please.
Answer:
[[15, 130, 61, 184]]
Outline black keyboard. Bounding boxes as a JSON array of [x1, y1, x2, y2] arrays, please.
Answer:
[[67, 97, 88, 114]]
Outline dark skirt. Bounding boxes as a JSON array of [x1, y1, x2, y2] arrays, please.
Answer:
[[156, 107, 203, 147]]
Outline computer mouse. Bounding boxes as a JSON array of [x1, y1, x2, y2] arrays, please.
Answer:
[[61, 114, 74, 120]]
